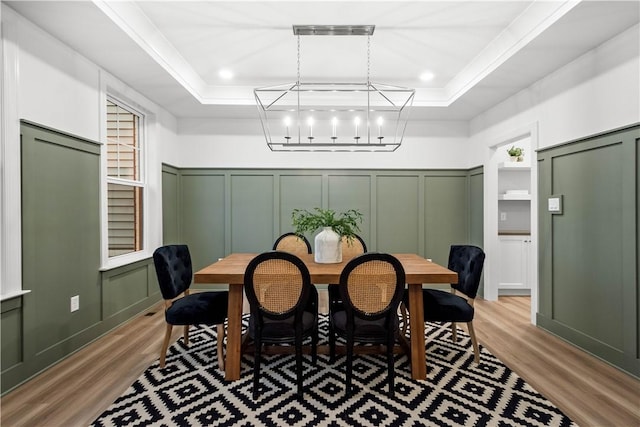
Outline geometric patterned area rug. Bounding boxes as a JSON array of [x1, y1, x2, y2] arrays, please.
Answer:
[[92, 315, 577, 427]]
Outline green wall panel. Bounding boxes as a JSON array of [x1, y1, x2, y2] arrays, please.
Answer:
[[161, 166, 180, 245], [4, 123, 161, 395], [469, 168, 484, 297], [231, 174, 274, 253], [538, 124, 639, 377], [102, 265, 150, 318], [21, 122, 101, 354], [1, 298, 23, 371], [328, 175, 372, 246], [551, 144, 623, 349], [181, 173, 226, 270], [376, 175, 420, 253], [173, 168, 476, 260], [469, 168, 484, 248], [279, 174, 323, 238], [424, 175, 469, 266]]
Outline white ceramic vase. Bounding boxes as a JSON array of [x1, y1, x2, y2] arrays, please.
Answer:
[[314, 227, 342, 263]]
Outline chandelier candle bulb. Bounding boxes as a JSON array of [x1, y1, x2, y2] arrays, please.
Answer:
[[354, 117, 360, 140], [377, 117, 383, 138], [284, 117, 291, 139], [307, 117, 314, 139], [332, 117, 337, 139]]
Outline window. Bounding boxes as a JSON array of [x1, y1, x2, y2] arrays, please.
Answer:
[[106, 99, 144, 257]]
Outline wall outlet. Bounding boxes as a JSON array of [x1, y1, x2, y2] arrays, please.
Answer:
[[70, 295, 79, 312], [500, 212, 507, 221]]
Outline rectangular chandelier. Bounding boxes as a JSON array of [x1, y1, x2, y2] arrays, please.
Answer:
[[254, 25, 415, 152]]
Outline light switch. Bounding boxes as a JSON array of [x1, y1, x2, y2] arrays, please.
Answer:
[[548, 195, 563, 214]]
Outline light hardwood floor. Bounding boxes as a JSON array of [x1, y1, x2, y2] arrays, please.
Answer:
[[1, 296, 639, 426]]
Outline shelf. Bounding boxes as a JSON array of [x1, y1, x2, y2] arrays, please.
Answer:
[[499, 162, 531, 170], [498, 230, 531, 236], [499, 194, 531, 200]]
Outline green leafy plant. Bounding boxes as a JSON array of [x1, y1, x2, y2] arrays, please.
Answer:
[[291, 208, 363, 240], [507, 146, 524, 157]]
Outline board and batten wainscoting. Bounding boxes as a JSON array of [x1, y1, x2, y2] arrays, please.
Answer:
[[537, 124, 640, 378], [1, 122, 484, 393]]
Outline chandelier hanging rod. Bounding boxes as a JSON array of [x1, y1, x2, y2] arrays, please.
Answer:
[[293, 25, 375, 36]]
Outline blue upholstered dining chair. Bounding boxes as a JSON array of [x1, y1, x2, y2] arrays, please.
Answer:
[[153, 244, 229, 369], [244, 251, 319, 399], [332, 252, 405, 397], [401, 244, 485, 364]]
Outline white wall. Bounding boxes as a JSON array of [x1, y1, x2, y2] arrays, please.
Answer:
[[0, 5, 177, 297], [171, 117, 472, 169], [469, 23, 639, 315], [469, 23, 640, 150]]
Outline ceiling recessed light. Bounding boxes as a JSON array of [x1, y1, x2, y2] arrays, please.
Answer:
[[219, 69, 234, 80], [419, 71, 435, 82]]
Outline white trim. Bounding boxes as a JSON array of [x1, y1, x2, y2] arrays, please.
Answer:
[[1, 7, 23, 297], [100, 250, 152, 271], [0, 289, 31, 302]]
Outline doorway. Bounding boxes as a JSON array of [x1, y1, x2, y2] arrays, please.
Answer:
[[483, 124, 538, 324]]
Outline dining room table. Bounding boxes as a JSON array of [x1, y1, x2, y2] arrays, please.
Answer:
[[194, 252, 458, 381]]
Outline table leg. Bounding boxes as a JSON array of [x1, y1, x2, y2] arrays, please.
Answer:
[[407, 282, 427, 379], [225, 283, 243, 381]]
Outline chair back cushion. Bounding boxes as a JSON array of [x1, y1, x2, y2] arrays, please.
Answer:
[[273, 233, 312, 255], [448, 245, 485, 299], [339, 253, 405, 319], [153, 244, 192, 300], [245, 251, 312, 318], [340, 234, 367, 260]]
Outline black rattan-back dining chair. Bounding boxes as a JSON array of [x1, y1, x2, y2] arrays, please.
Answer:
[[332, 252, 405, 397], [401, 245, 485, 363], [328, 234, 367, 363], [273, 232, 312, 256], [153, 244, 229, 370], [272, 232, 319, 335], [244, 251, 318, 399]]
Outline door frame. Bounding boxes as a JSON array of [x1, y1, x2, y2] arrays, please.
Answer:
[[483, 122, 539, 324]]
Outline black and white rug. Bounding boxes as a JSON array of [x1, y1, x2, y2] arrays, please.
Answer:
[[92, 315, 576, 426]]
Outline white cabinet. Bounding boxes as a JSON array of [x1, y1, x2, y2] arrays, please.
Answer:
[[498, 235, 531, 290]]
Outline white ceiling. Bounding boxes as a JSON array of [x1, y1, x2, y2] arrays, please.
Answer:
[[6, 1, 639, 120]]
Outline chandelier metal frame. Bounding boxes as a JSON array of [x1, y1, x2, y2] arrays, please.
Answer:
[[254, 25, 414, 152]]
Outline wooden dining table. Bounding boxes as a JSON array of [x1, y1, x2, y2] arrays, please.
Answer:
[[194, 252, 458, 381]]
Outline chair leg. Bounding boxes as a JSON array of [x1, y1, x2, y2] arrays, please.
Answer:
[[466, 321, 480, 364], [387, 333, 395, 397], [159, 323, 173, 368], [312, 322, 318, 365], [328, 315, 336, 363], [296, 333, 303, 398], [400, 302, 409, 337], [451, 322, 458, 342], [183, 325, 190, 346], [216, 323, 225, 371], [345, 336, 354, 397], [253, 336, 262, 400]]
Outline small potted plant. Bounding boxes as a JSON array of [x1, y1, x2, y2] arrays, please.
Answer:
[[507, 145, 524, 162], [291, 208, 363, 263]]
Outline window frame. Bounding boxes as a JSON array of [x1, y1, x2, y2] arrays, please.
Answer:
[[101, 94, 150, 269]]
